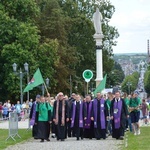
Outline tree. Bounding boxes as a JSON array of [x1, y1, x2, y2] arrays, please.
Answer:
[[57, 0, 119, 94], [0, 1, 59, 101], [0, 3, 40, 101], [106, 62, 124, 88], [121, 72, 139, 94], [36, 0, 78, 94], [144, 69, 150, 96]]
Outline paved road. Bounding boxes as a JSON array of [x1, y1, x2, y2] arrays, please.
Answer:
[[0, 119, 123, 150], [0, 119, 29, 129], [5, 136, 122, 150]]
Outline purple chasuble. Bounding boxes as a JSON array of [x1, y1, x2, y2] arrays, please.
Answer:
[[93, 98, 106, 129], [30, 102, 36, 126], [71, 101, 83, 128], [84, 101, 92, 129], [113, 100, 122, 129]]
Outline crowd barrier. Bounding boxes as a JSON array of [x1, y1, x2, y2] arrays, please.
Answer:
[[5, 112, 21, 141]]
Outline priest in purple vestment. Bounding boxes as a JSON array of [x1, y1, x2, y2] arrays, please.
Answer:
[[91, 92, 108, 140], [110, 91, 129, 140], [84, 95, 94, 139], [71, 94, 87, 140]]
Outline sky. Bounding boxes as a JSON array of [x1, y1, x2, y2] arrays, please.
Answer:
[[109, 0, 150, 54]]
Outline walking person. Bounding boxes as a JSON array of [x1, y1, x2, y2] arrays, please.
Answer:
[[105, 92, 113, 136], [29, 94, 41, 139], [141, 99, 149, 125], [53, 92, 69, 141], [67, 93, 76, 137], [0, 102, 3, 120], [91, 92, 108, 140], [35, 96, 52, 142], [71, 94, 86, 140], [2, 104, 8, 120], [83, 95, 94, 139], [123, 93, 132, 132], [110, 91, 129, 140], [129, 92, 141, 135], [15, 101, 22, 121]]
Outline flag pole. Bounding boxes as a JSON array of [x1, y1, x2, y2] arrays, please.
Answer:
[[43, 82, 49, 95]]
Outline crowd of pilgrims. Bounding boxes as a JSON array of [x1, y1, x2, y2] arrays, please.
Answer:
[[29, 91, 145, 142], [0, 99, 32, 121]]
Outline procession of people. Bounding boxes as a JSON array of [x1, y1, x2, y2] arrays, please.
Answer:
[[28, 90, 149, 142]]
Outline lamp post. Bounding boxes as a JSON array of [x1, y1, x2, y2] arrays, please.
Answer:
[[24, 63, 29, 101], [12, 63, 29, 104], [46, 78, 50, 87], [126, 82, 132, 95]]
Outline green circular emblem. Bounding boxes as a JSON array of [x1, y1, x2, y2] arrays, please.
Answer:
[[82, 70, 93, 82]]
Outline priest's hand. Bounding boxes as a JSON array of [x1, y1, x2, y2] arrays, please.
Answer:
[[53, 118, 56, 122], [91, 117, 94, 121], [66, 118, 69, 122], [84, 117, 87, 120], [106, 116, 109, 121], [127, 115, 129, 118], [47, 93, 50, 97], [70, 118, 72, 120], [110, 116, 113, 120]]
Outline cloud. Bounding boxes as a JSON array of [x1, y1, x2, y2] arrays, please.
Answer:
[[109, 0, 150, 53]]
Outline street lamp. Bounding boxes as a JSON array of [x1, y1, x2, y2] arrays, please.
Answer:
[[12, 63, 29, 104], [24, 62, 29, 101], [126, 82, 132, 95], [46, 78, 50, 87]]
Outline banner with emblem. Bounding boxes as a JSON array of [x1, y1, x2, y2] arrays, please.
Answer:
[[23, 68, 44, 93]]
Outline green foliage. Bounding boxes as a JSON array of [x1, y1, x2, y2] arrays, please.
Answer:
[[36, 0, 78, 94], [0, 0, 120, 100], [0, 1, 59, 101], [1, 0, 39, 22], [106, 61, 124, 88], [144, 69, 150, 96], [121, 72, 139, 94]]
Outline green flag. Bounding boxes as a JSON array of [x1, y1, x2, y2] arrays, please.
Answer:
[[93, 74, 107, 96], [23, 68, 44, 93]]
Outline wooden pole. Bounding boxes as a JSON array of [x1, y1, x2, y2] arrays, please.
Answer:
[[43, 82, 49, 95]]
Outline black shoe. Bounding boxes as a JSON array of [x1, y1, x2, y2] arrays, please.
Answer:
[[40, 139, 44, 142], [46, 139, 50, 142], [61, 139, 65, 141], [77, 138, 79, 141], [119, 136, 124, 140], [96, 138, 100, 140]]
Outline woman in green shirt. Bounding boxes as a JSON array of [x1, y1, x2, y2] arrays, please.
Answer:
[[35, 96, 52, 142]]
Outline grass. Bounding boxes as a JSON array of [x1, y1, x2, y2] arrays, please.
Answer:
[[0, 129, 32, 150], [121, 126, 150, 150]]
